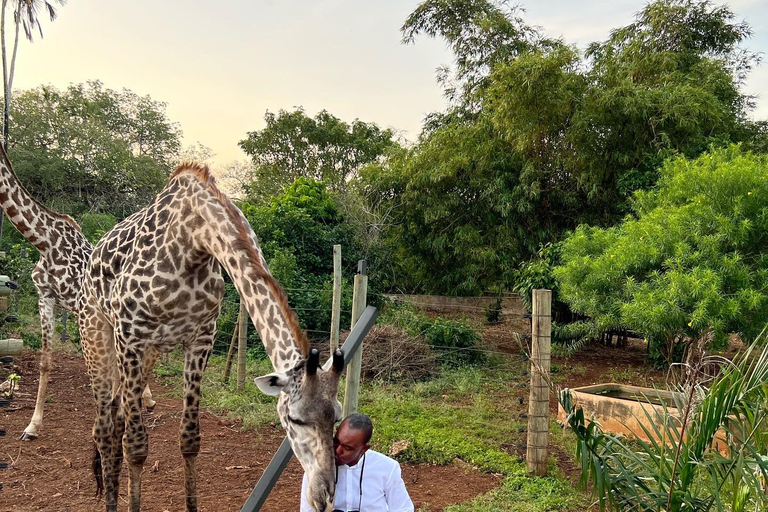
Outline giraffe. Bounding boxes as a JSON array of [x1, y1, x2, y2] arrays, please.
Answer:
[[79, 162, 344, 512], [0, 145, 158, 441]]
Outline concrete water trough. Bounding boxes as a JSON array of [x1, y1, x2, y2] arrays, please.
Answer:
[[557, 383, 680, 442], [557, 382, 730, 455]]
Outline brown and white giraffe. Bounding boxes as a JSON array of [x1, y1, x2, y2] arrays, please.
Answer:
[[0, 145, 157, 440], [79, 162, 343, 512]]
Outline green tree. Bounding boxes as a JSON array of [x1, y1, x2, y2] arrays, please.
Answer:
[[369, 0, 764, 296], [555, 146, 768, 365], [401, 0, 551, 112], [238, 108, 396, 201], [238, 178, 363, 335], [5, 80, 182, 220]]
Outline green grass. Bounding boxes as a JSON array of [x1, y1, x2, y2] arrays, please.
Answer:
[[155, 351, 281, 430]]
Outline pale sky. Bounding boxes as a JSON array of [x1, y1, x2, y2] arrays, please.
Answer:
[[11, 0, 768, 171]]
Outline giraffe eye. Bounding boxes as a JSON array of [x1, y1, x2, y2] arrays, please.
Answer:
[[286, 414, 308, 426]]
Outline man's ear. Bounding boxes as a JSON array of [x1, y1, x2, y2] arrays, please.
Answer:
[[253, 372, 291, 396]]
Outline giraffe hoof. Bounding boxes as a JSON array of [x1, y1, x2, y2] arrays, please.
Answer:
[[146, 404, 156, 414], [19, 431, 38, 441]]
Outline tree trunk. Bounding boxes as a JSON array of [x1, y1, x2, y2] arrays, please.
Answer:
[[4, 1, 21, 149]]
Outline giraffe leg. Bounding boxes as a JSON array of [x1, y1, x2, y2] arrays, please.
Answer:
[[180, 345, 211, 512], [21, 296, 56, 441], [80, 310, 122, 512], [119, 346, 149, 512], [142, 346, 160, 413]]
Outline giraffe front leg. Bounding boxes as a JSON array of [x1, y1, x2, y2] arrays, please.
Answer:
[[181, 345, 211, 512], [120, 348, 149, 512], [21, 296, 56, 441]]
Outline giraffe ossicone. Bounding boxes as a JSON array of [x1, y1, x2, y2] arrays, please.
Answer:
[[79, 162, 343, 512]]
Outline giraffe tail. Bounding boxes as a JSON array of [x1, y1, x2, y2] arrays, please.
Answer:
[[92, 442, 104, 498]]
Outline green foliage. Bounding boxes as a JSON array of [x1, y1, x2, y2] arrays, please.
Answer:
[[401, 0, 550, 108], [360, 364, 588, 511], [371, 0, 763, 296], [560, 336, 768, 511], [238, 108, 396, 201], [555, 146, 768, 364], [423, 317, 484, 367], [0, 244, 38, 314], [240, 178, 362, 334], [7, 80, 181, 219], [444, 473, 586, 512], [78, 213, 118, 244], [512, 243, 561, 313], [551, 321, 599, 355], [380, 303, 484, 366]]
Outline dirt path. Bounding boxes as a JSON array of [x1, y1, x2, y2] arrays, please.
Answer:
[[1, 351, 500, 512]]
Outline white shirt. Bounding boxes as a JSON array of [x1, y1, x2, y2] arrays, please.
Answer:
[[300, 450, 414, 512]]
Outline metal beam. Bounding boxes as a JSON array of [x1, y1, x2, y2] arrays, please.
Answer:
[[240, 305, 378, 512]]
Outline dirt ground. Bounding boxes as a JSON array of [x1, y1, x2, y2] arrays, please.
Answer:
[[0, 351, 501, 512], [0, 315, 666, 512]]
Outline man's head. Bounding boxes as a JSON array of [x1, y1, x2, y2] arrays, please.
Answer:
[[334, 413, 372, 467]]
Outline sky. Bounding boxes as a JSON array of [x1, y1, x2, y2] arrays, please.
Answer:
[[10, 0, 768, 170]]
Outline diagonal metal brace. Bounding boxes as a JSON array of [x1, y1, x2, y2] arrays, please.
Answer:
[[240, 305, 378, 512]]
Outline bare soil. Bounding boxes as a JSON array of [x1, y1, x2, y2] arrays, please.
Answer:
[[0, 351, 500, 512]]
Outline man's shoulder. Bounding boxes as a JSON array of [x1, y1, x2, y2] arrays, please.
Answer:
[[366, 449, 400, 469]]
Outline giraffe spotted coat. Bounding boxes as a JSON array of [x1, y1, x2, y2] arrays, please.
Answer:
[[79, 163, 343, 512]]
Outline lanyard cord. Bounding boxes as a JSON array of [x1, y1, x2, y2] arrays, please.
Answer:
[[357, 453, 366, 511], [335, 453, 366, 511]]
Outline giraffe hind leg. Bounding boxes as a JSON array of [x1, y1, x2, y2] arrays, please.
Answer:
[[20, 296, 56, 441], [142, 346, 160, 413], [180, 344, 212, 512]]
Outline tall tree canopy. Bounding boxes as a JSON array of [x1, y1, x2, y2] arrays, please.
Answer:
[[6, 80, 182, 219], [363, 0, 764, 296], [1, 0, 65, 147], [401, 0, 551, 110], [238, 108, 396, 201]]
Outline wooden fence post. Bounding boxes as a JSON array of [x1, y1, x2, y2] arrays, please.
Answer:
[[223, 322, 240, 383], [330, 245, 342, 353], [526, 288, 551, 477], [237, 300, 248, 391], [342, 260, 367, 418]]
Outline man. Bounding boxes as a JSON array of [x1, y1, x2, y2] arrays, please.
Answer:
[[300, 413, 414, 512]]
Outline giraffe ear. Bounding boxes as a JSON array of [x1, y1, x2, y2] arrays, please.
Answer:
[[253, 372, 291, 396]]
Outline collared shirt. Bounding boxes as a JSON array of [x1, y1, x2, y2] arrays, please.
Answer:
[[300, 450, 414, 512]]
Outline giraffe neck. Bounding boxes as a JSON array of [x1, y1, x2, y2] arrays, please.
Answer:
[[179, 173, 307, 374], [0, 148, 76, 252]]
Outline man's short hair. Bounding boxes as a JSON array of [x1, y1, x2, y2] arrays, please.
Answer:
[[344, 413, 373, 444]]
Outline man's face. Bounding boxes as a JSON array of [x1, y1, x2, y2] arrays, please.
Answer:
[[334, 422, 369, 467]]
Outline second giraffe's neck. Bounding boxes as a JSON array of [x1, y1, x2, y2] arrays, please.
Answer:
[[181, 176, 307, 373], [0, 154, 71, 251]]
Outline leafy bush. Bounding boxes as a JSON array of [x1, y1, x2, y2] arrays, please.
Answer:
[[556, 145, 768, 366], [423, 317, 484, 367], [379, 303, 485, 367]]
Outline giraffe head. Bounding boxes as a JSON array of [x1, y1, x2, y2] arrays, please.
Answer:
[[255, 348, 344, 512]]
